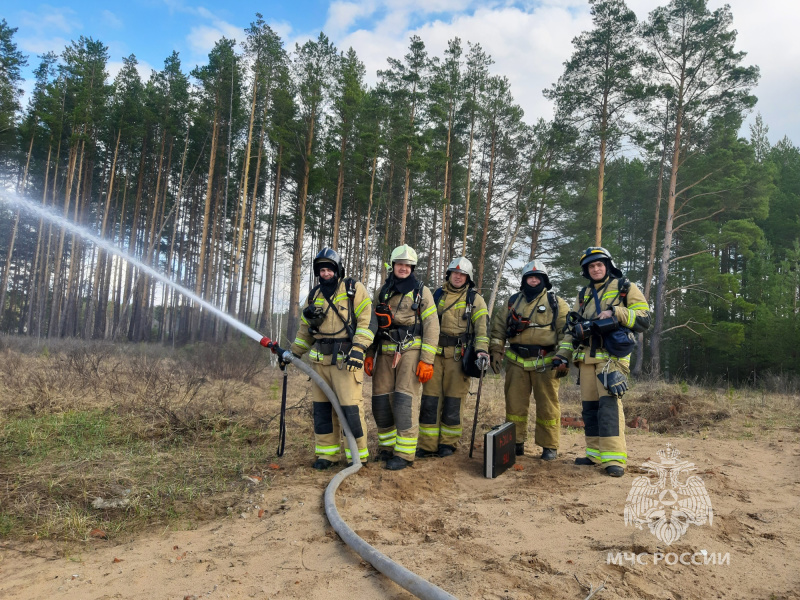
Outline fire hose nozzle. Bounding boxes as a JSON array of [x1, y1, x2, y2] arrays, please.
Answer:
[[260, 337, 271, 348]]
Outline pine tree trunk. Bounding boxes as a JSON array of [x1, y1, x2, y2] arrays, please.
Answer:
[[193, 109, 220, 340], [361, 154, 378, 286], [462, 112, 476, 252], [332, 130, 348, 249], [239, 109, 267, 320], [259, 143, 282, 334], [476, 130, 497, 291], [651, 102, 685, 375], [47, 139, 81, 337], [633, 116, 669, 375], [287, 109, 316, 341]]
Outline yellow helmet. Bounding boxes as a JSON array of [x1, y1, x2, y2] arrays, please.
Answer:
[[390, 244, 418, 266]]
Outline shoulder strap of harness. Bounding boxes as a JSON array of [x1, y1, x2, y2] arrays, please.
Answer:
[[578, 285, 588, 307], [617, 277, 630, 307], [307, 284, 320, 306], [410, 280, 425, 313], [547, 291, 558, 331], [321, 279, 355, 339], [433, 287, 443, 306], [345, 277, 357, 331]]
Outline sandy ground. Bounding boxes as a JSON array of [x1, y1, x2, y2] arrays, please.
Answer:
[[1, 431, 799, 600]]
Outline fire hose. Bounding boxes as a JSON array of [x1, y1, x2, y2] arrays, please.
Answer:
[[260, 337, 457, 600]]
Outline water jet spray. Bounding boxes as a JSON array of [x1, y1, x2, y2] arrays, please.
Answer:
[[0, 189, 456, 600]]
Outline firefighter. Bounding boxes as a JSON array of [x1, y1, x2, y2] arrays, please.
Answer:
[[560, 247, 651, 477], [416, 257, 490, 459], [365, 244, 439, 471], [290, 248, 377, 470], [489, 261, 570, 460]]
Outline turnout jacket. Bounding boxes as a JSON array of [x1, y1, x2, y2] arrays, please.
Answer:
[[370, 282, 440, 365], [490, 289, 570, 370], [291, 278, 376, 366], [435, 282, 490, 358], [560, 277, 650, 366]]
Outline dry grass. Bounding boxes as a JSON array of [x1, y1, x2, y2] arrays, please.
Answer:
[[0, 336, 797, 545], [0, 337, 312, 544]]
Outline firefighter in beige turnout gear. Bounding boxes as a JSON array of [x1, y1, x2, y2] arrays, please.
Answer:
[[559, 247, 651, 477], [417, 257, 490, 458], [365, 245, 440, 471], [291, 248, 377, 469], [490, 261, 570, 460]]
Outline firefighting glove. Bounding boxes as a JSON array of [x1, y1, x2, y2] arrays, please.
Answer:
[[552, 355, 569, 379], [476, 352, 490, 371], [490, 350, 504, 374], [345, 346, 365, 372], [598, 370, 628, 397], [416, 361, 434, 384], [280, 352, 301, 370], [364, 356, 374, 377]]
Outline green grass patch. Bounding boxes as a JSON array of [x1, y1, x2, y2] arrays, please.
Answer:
[[0, 410, 278, 542]]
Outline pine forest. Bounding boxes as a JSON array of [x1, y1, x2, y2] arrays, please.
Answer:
[[0, 0, 797, 383]]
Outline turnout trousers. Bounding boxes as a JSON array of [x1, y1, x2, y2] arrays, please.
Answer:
[[504, 362, 561, 450], [419, 353, 471, 452], [311, 362, 369, 464], [371, 350, 422, 461], [578, 361, 627, 468]]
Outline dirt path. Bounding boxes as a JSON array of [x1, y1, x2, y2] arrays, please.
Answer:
[[2, 432, 798, 600]]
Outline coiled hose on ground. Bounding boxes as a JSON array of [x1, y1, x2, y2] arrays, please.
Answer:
[[281, 351, 457, 600]]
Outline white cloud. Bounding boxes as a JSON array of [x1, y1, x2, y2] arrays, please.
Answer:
[[107, 59, 156, 84], [333, 0, 800, 142], [101, 10, 124, 30], [15, 5, 80, 55], [323, 1, 378, 38], [337, 4, 590, 124], [186, 20, 244, 63], [18, 5, 80, 36]]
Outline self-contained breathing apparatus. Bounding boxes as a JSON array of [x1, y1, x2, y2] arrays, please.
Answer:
[[565, 278, 637, 357], [375, 279, 426, 354], [303, 277, 369, 367], [505, 291, 559, 338], [432, 286, 484, 378]]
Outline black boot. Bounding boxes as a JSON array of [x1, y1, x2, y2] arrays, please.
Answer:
[[312, 458, 334, 470], [574, 457, 596, 466], [385, 456, 413, 471], [515, 442, 525, 456], [605, 465, 624, 477], [374, 449, 392, 462], [437, 444, 456, 458], [540, 448, 557, 461], [415, 448, 437, 458]]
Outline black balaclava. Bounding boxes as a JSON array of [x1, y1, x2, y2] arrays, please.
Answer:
[[317, 262, 339, 299], [521, 279, 546, 302], [390, 267, 418, 296]]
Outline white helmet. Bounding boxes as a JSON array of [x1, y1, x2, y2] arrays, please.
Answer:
[[446, 256, 474, 285], [521, 260, 552, 290]]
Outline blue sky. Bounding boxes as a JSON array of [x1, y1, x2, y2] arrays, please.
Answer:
[[7, 0, 800, 145]]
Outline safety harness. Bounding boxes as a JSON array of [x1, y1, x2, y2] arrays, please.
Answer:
[[432, 286, 476, 348], [376, 279, 425, 351], [575, 277, 629, 358], [304, 277, 358, 356]]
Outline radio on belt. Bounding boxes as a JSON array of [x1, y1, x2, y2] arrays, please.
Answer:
[[484, 422, 516, 478]]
